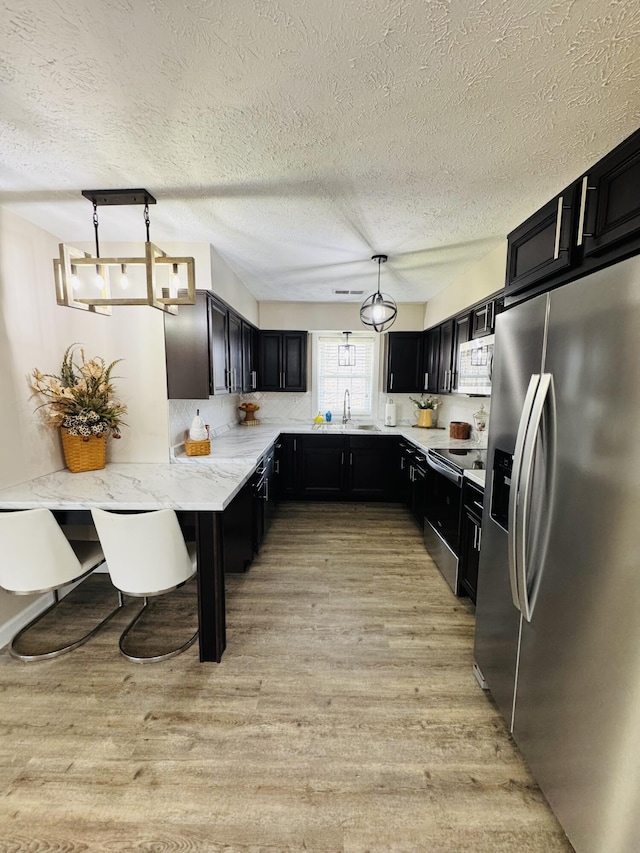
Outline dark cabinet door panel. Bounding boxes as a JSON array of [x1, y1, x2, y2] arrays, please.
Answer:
[[422, 327, 440, 394], [164, 291, 211, 399], [282, 332, 307, 391], [437, 320, 454, 393], [582, 130, 640, 258], [209, 297, 230, 395], [506, 189, 576, 296], [227, 311, 242, 394], [258, 332, 283, 391], [298, 436, 346, 498], [241, 321, 258, 392], [348, 436, 399, 500], [386, 332, 423, 393]]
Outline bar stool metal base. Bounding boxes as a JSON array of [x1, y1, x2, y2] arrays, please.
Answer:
[[119, 597, 199, 664], [10, 589, 124, 662]]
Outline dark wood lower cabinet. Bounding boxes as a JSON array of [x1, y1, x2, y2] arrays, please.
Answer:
[[348, 436, 400, 500], [297, 435, 347, 499], [458, 480, 484, 603], [281, 434, 401, 501]]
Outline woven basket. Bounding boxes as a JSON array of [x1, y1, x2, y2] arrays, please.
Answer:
[[449, 421, 471, 440], [185, 438, 211, 457], [61, 428, 107, 473]]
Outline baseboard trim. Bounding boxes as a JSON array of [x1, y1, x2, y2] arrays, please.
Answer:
[[0, 593, 54, 652]]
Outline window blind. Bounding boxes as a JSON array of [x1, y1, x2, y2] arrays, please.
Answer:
[[316, 334, 375, 417]]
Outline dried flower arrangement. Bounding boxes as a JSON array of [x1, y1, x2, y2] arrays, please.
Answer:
[[31, 344, 127, 438]]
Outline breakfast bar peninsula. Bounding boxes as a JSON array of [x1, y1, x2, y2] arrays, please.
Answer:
[[0, 462, 256, 662]]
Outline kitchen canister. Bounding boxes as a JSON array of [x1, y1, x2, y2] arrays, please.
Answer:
[[384, 398, 397, 427], [449, 421, 471, 440]]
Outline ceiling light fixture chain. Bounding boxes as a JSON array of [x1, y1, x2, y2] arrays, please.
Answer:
[[144, 202, 151, 243], [92, 202, 100, 258], [359, 253, 397, 333]]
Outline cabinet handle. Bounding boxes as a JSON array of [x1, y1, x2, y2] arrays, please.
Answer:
[[293, 439, 297, 452], [341, 452, 344, 465], [472, 525, 478, 550], [478, 526, 482, 551], [390, 372, 394, 390], [577, 175, 596, 245], [274, 459, 280, 474], [252, 370, 257, 389], [424, 372, 429, 390], [409, 464, 414, 482], [489, 301, 495, 330], [553, 195, 564, 260], [473, 500, 483, 512], [400, 457, 405, 471], [349, 452, 353, 466]]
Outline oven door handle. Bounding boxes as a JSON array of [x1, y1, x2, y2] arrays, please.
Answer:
[[426, 453, 463, 486]]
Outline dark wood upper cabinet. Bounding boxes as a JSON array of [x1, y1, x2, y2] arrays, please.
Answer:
[[282, 332, 307, 391], [227, 311, 242, 394], [505, 128, 640, 307], [208, 296, 230, 396], [451, 312, 472, 391], [257, 331, 307, 392], [164, 290, 259, 399], [422, 327, 440, 394], [505, 186, 577, 296], [581, 130, 640, 259], [385, 332, 423, 393], [164, 291, 211, 400], [241, 321, 258, 393], [437, 320, 455, 393]]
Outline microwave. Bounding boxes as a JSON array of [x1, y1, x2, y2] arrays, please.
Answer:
[[457, 335, 494, 395]]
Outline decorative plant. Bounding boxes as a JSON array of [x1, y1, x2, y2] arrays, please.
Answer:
[[410, 395, 440, 410], [30, 344, 127, 438]]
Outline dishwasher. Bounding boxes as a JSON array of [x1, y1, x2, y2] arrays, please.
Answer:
[[424, 448, 486, 594]]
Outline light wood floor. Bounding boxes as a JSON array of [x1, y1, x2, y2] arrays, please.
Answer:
[[0, 502, 574, 852]]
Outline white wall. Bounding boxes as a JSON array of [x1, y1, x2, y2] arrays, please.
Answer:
[[0, 209, 173, 624], [259, 301, 425, 331], [423, 244, 507, 328]]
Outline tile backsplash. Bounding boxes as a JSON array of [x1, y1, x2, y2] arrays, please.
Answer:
[[170, 390, 491, 446]]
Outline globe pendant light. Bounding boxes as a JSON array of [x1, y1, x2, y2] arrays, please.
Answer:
[[338, 331, 356, 366], [360, 254, 397, 332]]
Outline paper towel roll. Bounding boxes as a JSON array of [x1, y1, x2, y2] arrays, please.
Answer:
[[384, 401, 397, 427]]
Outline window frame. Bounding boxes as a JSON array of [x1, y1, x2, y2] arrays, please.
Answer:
[[312, 331, 380, 421]]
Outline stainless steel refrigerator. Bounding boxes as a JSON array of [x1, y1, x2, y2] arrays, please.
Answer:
[[474, 254, 640, 853]]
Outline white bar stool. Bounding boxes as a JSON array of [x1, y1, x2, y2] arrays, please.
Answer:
[[0, 508, 122, 661], [91, 508, 198, 663]]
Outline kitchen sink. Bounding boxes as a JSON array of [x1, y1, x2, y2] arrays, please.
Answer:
[[354, 424, 381, 431]]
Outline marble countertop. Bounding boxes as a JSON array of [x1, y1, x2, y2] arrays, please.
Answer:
[[0, 462, 257, 512], [171, 422, 486, 466], [464, 469, 486, 489], [0, 424, 487, 514]]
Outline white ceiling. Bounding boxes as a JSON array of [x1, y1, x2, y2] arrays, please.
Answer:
[[1, 0, 640, 303]]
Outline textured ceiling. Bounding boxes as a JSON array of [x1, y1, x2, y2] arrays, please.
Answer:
[[1, 0, 640, 302]]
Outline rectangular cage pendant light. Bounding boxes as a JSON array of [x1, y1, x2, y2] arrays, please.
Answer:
[[53, 189, 196, 315], [338, 331, 356, 367]]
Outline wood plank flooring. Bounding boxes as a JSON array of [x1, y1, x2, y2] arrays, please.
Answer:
[[0, 502, 574, 852]]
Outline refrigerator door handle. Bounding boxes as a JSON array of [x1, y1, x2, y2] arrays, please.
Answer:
[[516, 373, 553, 622], [508, 374, 541, 611]]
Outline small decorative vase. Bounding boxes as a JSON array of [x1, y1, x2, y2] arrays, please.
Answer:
[[415, 409, 433, 428], [60, 428, 107, 473]]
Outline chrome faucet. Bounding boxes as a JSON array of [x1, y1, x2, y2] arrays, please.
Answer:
[[342, 388, 351, 425]]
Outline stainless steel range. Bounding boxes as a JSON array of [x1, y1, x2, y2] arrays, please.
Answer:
[[423, 448, 486, 593]]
